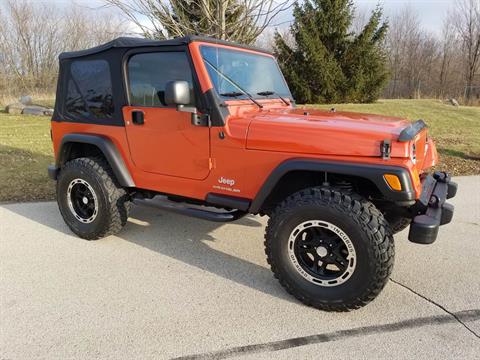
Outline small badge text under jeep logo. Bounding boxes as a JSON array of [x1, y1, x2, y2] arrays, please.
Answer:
[[218, 177, 235, 187]]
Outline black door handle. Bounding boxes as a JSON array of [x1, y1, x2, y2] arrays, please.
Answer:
[[132, 110, 144, 125]]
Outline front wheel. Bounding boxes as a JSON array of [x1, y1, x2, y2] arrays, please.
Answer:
[[265, 187, 394, 311]]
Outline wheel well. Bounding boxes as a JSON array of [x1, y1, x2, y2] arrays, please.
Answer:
[[59, 142, 104, 166], [260, 170, 383, 213], [57, 134, 135, 187]]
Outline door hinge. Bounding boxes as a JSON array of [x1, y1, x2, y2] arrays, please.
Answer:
[[191, 113, 210, 126], [381, 139, 391, 160]]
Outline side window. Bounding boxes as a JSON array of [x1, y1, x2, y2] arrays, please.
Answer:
[[127, 52, 194, 107], [66, 60, 114, 119]]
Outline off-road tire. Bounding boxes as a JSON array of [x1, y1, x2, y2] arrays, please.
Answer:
[[385, 214, 411, 234], [57, 157, 130, 240], [265, 187, 394, 311]]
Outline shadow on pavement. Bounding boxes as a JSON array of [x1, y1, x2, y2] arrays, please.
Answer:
[[3, 201, 297, 304]]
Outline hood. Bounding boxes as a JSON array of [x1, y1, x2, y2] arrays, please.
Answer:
[[245, 108, 412, 158]]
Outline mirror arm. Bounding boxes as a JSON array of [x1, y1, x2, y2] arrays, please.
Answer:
[[176, 105, 210, 127], [176, 105, 197, 114]]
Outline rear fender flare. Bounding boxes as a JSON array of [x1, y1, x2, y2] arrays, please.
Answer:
[[57, 133, 135, 187], [249, 159, 415, 213]]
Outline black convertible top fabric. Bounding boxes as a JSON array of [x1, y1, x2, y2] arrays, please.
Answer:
[[59, 36, 270, 60], [54, 36, 269, 126], [59, 37, 187, 59]]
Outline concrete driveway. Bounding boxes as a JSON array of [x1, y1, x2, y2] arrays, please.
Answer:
[[1, 176, 479, 359]]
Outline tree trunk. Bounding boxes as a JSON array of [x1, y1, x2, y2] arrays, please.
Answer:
[[218, 1, 226, 40]]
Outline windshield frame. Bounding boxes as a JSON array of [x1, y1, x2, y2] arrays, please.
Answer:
[[199, 44, 293, 102]]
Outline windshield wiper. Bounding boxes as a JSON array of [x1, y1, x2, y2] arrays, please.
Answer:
[[257, 90, 290, 106], [219, 91, 244, 97], [203, 59, 263, 109]]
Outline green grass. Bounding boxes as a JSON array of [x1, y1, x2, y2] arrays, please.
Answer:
[[0, 111, 54, 202], [0, 99, 478, 202]]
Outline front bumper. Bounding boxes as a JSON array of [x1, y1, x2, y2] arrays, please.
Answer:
[[408, 172, 457, 244]]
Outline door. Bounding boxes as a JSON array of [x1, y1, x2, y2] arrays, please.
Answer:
[[124, 50, 210, 180]]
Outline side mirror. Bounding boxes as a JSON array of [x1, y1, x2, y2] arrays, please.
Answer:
[[164, 80, 207, 126], [165, 80, 190, 106]]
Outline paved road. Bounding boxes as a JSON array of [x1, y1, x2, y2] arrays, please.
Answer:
[[1, 176, 479, 359]]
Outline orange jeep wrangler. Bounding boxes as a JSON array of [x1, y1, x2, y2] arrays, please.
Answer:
[[49, 36, 457, 311]]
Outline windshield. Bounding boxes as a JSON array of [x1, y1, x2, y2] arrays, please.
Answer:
[[200, 45, 292, 101]]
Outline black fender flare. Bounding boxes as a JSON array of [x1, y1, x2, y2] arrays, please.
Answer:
[[248, 159, 416, 213], [56, 133, 135, 187]]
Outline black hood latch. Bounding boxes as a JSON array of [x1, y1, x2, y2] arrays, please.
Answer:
[[381, 140, 391, 160]]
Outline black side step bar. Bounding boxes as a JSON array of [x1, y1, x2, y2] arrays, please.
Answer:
[[133, 197, 247, 223]]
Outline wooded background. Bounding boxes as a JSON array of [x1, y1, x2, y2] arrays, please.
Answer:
[[0, 0, 479, 104]]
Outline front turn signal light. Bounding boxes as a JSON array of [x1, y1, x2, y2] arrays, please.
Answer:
[[384, 174, 402, 191]]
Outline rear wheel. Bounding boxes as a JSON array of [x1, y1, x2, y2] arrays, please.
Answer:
[[57, 157, 130, 240], [265, 187, 394, 311]]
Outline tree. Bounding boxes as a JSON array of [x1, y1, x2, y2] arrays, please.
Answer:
[[343, 7, 389, 102], [384, 2, 478, 102], [103, 0, 291, 45], [274, 0, 388, 104], [385, 6, 419, 98], [0, 0, 127, 96], [451, 0, 480, 103], [438, 16, 459, 99], [385, 6, 444, 100]]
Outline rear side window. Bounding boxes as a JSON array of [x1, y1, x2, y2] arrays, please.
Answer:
[[127, 52, 194, 107], [66, 60, 114, 119]]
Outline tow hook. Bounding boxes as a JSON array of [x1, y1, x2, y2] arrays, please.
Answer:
[[429, 195, 439, 207]]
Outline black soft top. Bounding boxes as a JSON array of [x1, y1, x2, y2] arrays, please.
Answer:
[[54, 35, 270, 127], [59, 35, 271, 60]]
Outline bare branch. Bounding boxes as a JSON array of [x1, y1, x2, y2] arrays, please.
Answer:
[[0, 0, 128, 96], [102, 0, 292, 44]]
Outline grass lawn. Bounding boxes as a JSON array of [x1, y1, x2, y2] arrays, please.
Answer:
[[0, 98, 478, 202], [0, 112, 55, 202]]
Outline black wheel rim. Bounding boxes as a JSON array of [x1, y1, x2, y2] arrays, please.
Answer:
[[67, 179, 98, 223], [288, 220, 356, 287]]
